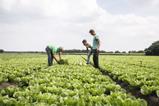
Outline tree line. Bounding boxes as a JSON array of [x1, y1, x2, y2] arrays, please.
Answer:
[[0, 40, 159, 55], [0, 49, 144, 54]]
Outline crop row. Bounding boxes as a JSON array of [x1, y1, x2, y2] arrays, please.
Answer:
[[100, 56, 159, 69], [0, 55, 147, 106], [100, 56, 159, 96]]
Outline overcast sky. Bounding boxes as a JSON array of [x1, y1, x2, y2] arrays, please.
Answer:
[[0, 0, 159, 51]]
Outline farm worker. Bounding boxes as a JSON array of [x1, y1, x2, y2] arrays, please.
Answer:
[[89, 29, 100, 68], [82, 39, 93, 64], [45, 45, 63, 66]]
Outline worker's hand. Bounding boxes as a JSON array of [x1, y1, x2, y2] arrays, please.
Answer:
[[58, 52, 62, 60], [57, 61, 60, 64], [53, 55, 59, 63]]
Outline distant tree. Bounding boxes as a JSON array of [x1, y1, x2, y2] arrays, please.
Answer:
[[128, 50, 144, 53], [106, 51, 114, 53], [100, 50, 106, 53], [128, 51, 133, 53], [128, 51, 132, 53], [136, 50, 144, 53], [0, 49, 4, 53], [64, 49, 106, 53], [122, 51, 126, 53], [145, 40, 159, 56], [115, 50, 120, 53]]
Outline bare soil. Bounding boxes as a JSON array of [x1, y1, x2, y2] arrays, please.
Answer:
[[0, 82, 17, 89]]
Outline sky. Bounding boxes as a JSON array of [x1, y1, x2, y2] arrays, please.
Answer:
[[0, 0, 159, 51]]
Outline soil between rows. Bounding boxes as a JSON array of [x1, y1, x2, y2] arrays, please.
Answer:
[[0, 82, 17, 89]]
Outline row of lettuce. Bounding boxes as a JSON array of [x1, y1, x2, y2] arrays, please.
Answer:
[[100, 56, 159, 97], [0, 55, 147, 106]]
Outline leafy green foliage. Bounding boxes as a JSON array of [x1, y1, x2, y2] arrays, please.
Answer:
[[58, 59, 69, 65], [101, 55, 159, 96], [0, 54, 148, 105]]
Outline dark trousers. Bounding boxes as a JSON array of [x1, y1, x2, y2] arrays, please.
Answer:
[[45, 46, 53, 66], [92, 49, 99, 68]]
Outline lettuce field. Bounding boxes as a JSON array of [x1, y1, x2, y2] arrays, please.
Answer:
[[0, 53, 159, 106]]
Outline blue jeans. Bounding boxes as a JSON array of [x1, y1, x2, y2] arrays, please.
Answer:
[[45, 46, 53, 66], [87, 50, 92, 64]]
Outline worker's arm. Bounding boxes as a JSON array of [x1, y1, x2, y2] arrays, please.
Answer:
[[58, 52, 62, 60], [53, 55, 59, 63], [96, 38, 100, 53], [85, 43, 89, 51], [97, 39, 100, 50], [86, 47, 88, 51]]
